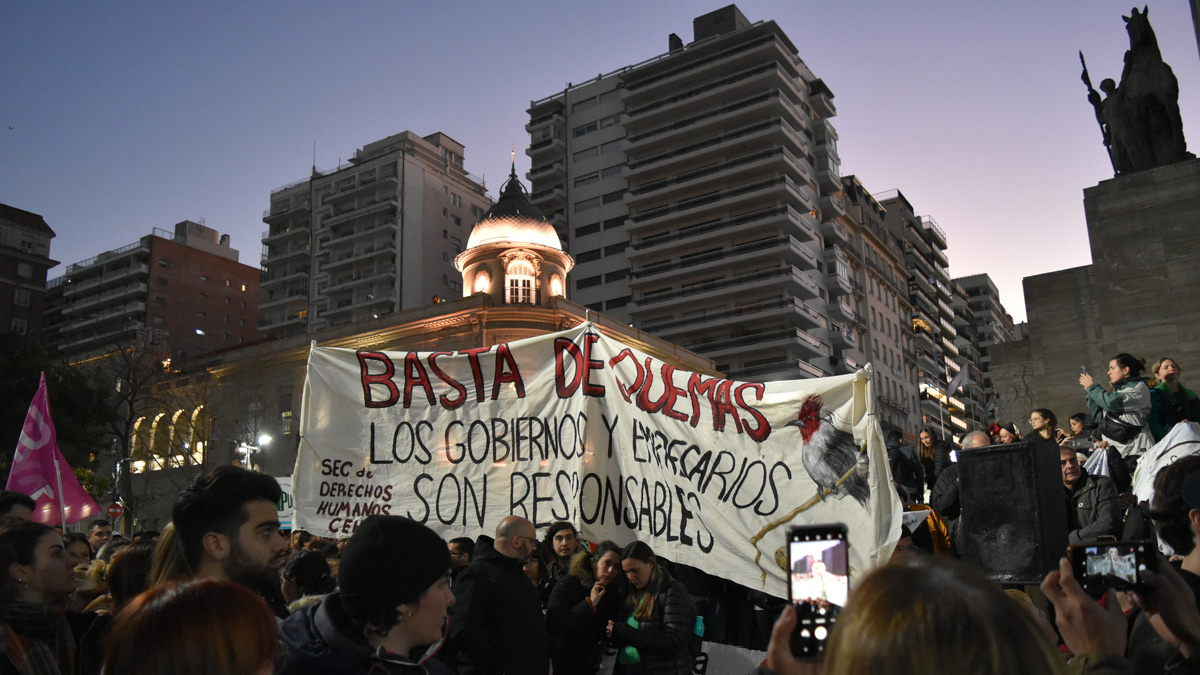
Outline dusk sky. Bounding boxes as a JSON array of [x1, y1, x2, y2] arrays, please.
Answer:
[[3, 1, 1198, 322]]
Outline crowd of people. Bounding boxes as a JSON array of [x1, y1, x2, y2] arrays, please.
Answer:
[[4, 352, 1200, 674]]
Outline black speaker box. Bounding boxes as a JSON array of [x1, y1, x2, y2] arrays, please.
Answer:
[[958, 438, 1067, 585]]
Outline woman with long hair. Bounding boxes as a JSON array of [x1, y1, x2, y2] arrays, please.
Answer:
[[104, 579, 278, 675], [1148, 357, 1200, 441], [605, 542, 696, 675], [1080, 353, 1155, 459], [0, 521, 99, 675], [547, 541, 626, 675], [1028, 409, 1064, 443], [916, 427, 952, 494]]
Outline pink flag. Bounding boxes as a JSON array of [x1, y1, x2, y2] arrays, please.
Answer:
[[6, 373, 100, 525]]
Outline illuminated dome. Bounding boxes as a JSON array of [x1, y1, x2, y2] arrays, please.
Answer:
[[465, 166, 562, 251]]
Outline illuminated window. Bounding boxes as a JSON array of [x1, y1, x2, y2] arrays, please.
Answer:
[[506, 260, 535, 304]]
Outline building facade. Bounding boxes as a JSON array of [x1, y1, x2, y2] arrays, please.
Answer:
[[953, 272, 1015, 425], [0, 203, 57, 339], [877, 190, 963, 439], [840, 178, 918, 434], [44, 221, 262, 361], [525, 5, 855, 382], [123, 173, 712, 529], [260, 131, 492, 338]]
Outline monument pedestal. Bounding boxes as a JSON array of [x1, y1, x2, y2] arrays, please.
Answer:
[[991, 159, 1200, 425]]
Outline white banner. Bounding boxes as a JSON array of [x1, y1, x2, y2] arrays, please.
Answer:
[[294, 322, 899, 595]]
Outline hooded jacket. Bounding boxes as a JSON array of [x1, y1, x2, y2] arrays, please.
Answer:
[[277, 592, 453, 675]]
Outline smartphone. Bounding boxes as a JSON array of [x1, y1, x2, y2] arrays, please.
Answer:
[[787, 523, 849, 658], [1068, 540, 1155, 597], [1081, 365, 1089, 375]]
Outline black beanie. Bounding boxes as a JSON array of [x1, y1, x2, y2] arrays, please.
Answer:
[[338, 515, 450, 619]]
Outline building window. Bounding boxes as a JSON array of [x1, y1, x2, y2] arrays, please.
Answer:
[[155, 297, 166, 305], [506, 259, 535, 304], [575, 198, 599, 213], [200, 275, 208, 281], [152, 316, 164, 325], [604, 242, 627, 256], [573, 146, 599, 162], [576, 223, 600, 237], [225, 279, 231, 287], [238, 319, 245, 326], [451, 215, 462, 226], [11, 319, 26, 335], [574, 172, 599, 188], [576, 275, 603, 290], [158, 258, 169, 268], [577, 249, 601, 263], [13, 289, 30, 307], [451, 193, 462, 207], [16, 263, 31, 279]]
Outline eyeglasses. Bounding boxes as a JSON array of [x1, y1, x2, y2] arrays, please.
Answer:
[[516, 535, 538, 546]]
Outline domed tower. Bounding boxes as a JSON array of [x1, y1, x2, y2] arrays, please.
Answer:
[[456, 163, 573, 306]]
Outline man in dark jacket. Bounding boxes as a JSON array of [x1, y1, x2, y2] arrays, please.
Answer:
[[1061, 446, 1121, 544], [277, 515, 456, 675], [886, 430, 924, 504], [447, 515, 550, 675]]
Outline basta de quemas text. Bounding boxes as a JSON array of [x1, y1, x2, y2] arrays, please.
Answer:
[[316, 334, 797, 549]]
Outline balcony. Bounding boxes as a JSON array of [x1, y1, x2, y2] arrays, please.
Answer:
[[62, 282, 147, 315], [645, 296, 825, 341], [528, 161, 566, 182], [72, 301, 146, 330], [321, 289, 397, 320], [626, 146, 804, 209], [822, 326, 857, 350], [813, 354, 856, 376], [625, 91, 807, 158], [530, 185, 567, 211], [62, 263, 150, 297], [820, 219, 849, 244], [321, 198, 398, 228], [818, 193, 845, 221], [527, 136, 566, 161], [262, 224, 311, 246], [629, 175, 814, 234], [632, 266, 821, 313], [828, 297, 856, 322], [322, 241, 396, 272], [826, 270, 854, 297], [630, 205, 817, 257], [259, 288, 309, 310], [623, 61, 793, 134], [689, 326, 828, 361], [324, 267, 396, 295], [625, 118, 806, 181], [259, 311, 307, 331], [632, 236, 817, 286], [324, 175, 398, 202]]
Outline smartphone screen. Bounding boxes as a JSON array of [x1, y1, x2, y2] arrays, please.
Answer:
[[788, 524, 848, 657], [1069, 541, 1150, 596]]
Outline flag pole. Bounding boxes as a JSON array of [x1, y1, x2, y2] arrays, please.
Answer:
[[53, 451, 66, 530], [44, 372, 67, 530]]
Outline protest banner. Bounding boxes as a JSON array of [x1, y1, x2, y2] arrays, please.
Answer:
[[293, 322, 899, 595]]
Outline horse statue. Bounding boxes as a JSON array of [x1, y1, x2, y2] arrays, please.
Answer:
[[1081, 6, 1193, 175]]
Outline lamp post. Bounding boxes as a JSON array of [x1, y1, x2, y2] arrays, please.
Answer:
[[236, 434, 272, 471]]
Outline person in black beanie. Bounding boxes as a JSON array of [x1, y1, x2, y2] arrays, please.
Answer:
[[278, 515, 455, 675]]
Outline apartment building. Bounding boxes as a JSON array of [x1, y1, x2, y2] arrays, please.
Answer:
[[950, 280, 987, 431], [44, 221, 262, 361], [877, 190, 963, 438], [525, 5, 852, 382], [260, 131, 491, 338], [0, 203, 57, 339], [839, 178, 918, 434], [954, 272, 1015, 421]]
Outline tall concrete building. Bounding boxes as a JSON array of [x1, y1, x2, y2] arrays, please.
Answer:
[[524, 5, 853, 382], [260, 131, 492, 338], [949, 279, 986, 430], [840, 177, 917, 433], [44, 221, 262, 361], [0, 204, 57, 339], [877, 190, 963, 439], [953, 272, 1014, 424]]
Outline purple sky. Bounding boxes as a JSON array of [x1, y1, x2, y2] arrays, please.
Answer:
[[2, 1, 1197, 322]]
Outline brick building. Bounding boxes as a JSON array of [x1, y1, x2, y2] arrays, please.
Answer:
[[44, 220, 263, 361], [0, 203, 57, 338]]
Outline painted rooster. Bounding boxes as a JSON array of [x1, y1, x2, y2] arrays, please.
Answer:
[[787, 394, 870, 508]]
